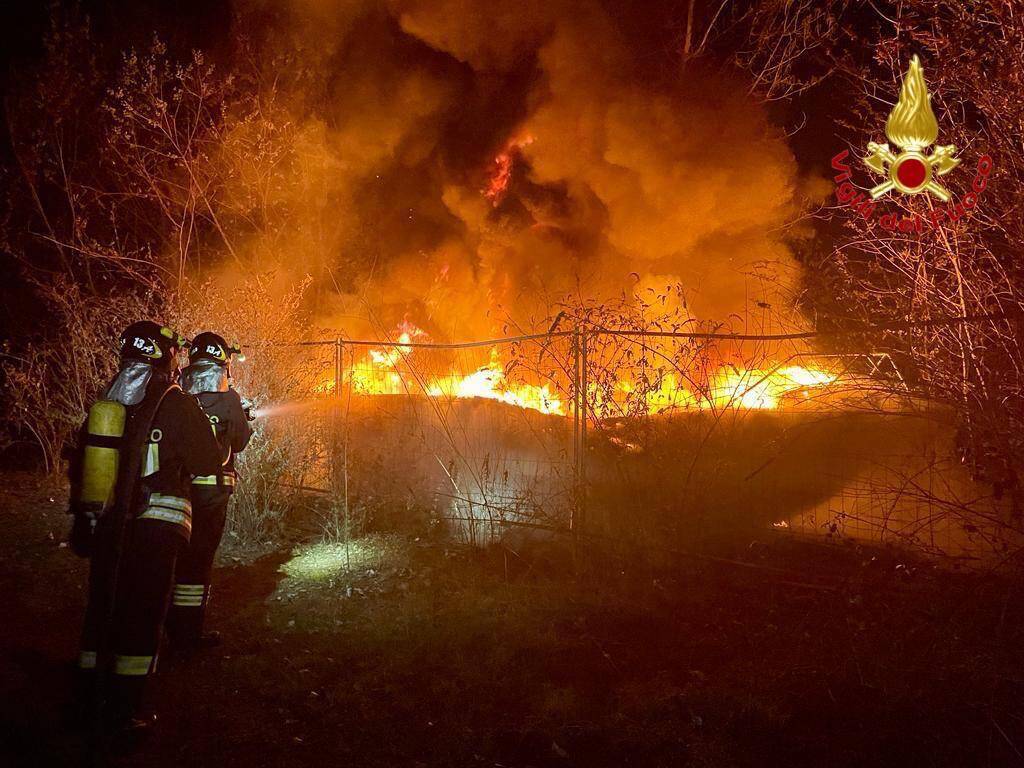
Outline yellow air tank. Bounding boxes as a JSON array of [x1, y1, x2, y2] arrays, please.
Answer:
[[79, 400, 126, 515]]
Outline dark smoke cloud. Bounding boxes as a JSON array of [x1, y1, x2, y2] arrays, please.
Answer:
[[232, 0, 817, 340]]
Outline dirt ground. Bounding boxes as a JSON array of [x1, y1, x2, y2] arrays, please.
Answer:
[[2, 471, 1024, 768]]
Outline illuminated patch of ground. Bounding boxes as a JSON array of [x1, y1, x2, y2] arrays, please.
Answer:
[[280, 534, 407, 582]]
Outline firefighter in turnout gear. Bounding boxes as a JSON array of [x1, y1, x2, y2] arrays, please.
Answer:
[[71, 321, 223, 736], [167, 332, 253, 650]]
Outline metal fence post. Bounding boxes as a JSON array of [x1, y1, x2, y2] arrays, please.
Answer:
[[572, 328, 581, 536], [332, 339, 343, 494], [579, 327, 588, 537], [335, 338, 344, 397]]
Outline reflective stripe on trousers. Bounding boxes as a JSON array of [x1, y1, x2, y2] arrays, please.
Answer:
[[114, 654, 155, 676], [172, 583, 207, 607], [78, 651, 156, 676]]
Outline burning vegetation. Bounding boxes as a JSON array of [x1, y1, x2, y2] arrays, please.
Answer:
[[4, 2, 1024, 766], [1, 1, 1023, 555], [344, 328, 839, 416]]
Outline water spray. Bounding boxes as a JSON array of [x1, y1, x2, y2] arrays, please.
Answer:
[[251, 399, 325, 420]]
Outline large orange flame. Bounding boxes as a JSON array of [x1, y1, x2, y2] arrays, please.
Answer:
[[340, 328, 838, 417]]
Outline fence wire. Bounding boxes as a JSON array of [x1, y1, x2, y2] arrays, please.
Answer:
[[238, 329, 1020, 561]]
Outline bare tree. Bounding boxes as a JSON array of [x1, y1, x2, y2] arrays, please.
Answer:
[[0, 12, 308, 478], [735, 0, 1024, 513]]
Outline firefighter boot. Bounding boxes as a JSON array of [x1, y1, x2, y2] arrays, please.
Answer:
[[196, 629, 222, 648], [66, 666, 98, 728], [104, 674, 156, 751]]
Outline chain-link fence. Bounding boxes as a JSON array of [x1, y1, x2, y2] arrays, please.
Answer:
[[335, 334, 576, 545], [241, 329, 1020, 562]]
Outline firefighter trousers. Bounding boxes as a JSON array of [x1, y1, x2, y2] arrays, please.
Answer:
[[166, 485, 231, 645], [78, 515, 183, 720]]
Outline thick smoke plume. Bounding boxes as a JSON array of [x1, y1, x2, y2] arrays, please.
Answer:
[[234, 0, 813, 340]]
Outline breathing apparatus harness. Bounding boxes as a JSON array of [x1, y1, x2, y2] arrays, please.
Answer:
[[67, 322, 186, 746], [70, 325, 188, 554], [182, 333, 250, 488]]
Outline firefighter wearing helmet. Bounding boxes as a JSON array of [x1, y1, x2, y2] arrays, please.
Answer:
[[70, 321, 223, 739], [166, 332, 253, 651]]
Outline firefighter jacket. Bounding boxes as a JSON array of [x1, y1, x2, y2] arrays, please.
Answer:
[[69, 371, 223, 544], [137, 387, 224, 539], [191, 388, 252, 491]]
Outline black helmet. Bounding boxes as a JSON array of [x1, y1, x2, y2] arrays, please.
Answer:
[[189, 332, 242, 366], [119, 321, 186, 368]]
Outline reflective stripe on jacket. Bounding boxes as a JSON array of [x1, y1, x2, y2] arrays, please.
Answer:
[[137, 493, 193, 534], [191, 473, 236, 487]]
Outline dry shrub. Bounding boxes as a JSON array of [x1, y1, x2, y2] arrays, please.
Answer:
[[0, 280, 163, 472], [2, 18, 332, 544], [178, 273, 331, 545]]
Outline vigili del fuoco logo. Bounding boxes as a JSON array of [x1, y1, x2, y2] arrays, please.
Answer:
[[830, 55, 993, 234]]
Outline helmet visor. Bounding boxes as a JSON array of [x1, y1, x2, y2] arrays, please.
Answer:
[[105, 361, 155, 406], [181, 360, 230, 394]]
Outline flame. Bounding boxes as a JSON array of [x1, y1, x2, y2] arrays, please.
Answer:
[[709, 366, 836, 410], [885, 55, 939, 151], [369, 331, 415, 367], [349, 325, 423, 395], [350, 333, 411, 395], [340, 329, 838, 418], [639, 373, 699, 413], [483, 135, 535, 206], [484, 152, 515, 206], [426, 350, 565, 415]]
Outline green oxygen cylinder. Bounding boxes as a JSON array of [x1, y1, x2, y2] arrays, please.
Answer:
[[79, 400, 126, 516]]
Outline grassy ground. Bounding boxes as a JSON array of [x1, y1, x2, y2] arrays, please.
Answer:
[[1, 471, 1023, 767]]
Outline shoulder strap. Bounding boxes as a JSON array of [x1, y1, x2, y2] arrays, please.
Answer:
[[111, 383, 179, 517]]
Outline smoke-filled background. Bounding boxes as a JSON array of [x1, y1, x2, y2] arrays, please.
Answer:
[[6, 0, 1022, 496], [210, 0, 814, 340], [0, 0, 834, 479], [5, 9, 1024, 761]]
